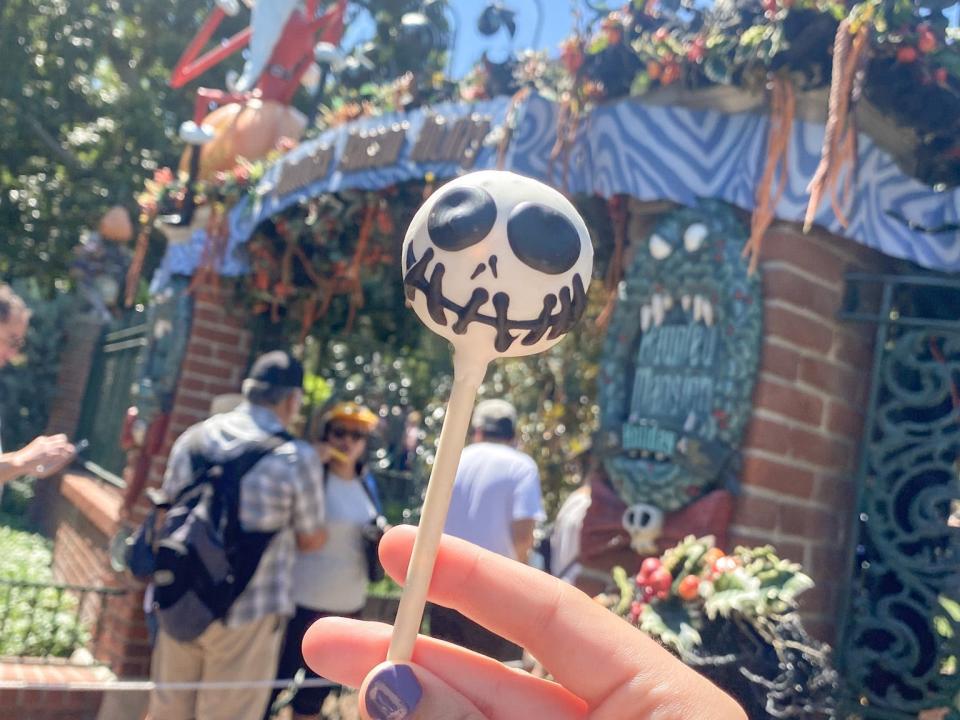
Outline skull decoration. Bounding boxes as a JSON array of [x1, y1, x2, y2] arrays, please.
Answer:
[[402, 171, 593, 360], [622, 502, 664, 555]]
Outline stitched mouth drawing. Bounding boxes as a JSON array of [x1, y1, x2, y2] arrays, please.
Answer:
[[404, 246, 587, 353], [401, 180, 592, 356]]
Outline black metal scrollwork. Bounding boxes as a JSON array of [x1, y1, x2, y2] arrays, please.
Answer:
[[840, 318, 960, 717]]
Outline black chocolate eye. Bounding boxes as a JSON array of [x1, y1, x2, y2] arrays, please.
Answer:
[[507, 202, 581, 274], [427, 186, 497, 251]]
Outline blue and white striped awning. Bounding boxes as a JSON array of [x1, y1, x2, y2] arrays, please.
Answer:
[[152, 90, 960, 288]]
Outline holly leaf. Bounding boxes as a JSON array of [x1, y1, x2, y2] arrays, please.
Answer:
[[640, 599, 702, 654]]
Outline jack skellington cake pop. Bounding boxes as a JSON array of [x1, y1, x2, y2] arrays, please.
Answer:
[[388, 170, 593, 661], [403, 170, 593, 359]]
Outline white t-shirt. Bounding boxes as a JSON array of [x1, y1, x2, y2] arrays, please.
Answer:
[[443, 442, 544, 560], [292, 473, 377, 613], [550, 486, 591, 583]]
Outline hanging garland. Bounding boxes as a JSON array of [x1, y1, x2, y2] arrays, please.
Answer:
[[604, 535, 838, 719]]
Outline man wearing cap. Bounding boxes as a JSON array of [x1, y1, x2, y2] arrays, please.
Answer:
[[148, 350, 327, 720], [0, 283, 75, 485], [431, 398, 544, 661]]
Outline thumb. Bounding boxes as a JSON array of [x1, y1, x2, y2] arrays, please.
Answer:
[[360, 661, 487, 720]]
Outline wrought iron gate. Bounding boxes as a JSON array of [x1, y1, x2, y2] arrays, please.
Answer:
[[837, 272, 960, 719], [75, 311, 148, 479]]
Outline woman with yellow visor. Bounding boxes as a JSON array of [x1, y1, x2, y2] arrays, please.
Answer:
[[266, 402, 382, 720]]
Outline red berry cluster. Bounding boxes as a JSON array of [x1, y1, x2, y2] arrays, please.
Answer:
[[628, 547, 747, 624], [636, 557, 672, 602]]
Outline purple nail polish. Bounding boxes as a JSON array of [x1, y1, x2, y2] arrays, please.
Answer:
[[365, 664, 423, 720]]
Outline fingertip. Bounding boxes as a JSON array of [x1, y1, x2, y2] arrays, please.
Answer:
[[379, 524, 417, 580], [380, 524, 416, 550], [301, 617, 391, 687]]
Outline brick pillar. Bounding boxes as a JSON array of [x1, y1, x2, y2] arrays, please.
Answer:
[[32, 315, 105, 533], [729, 222, 888, 642], [96, 277, 253, 678], [45, 314, 104, 438]]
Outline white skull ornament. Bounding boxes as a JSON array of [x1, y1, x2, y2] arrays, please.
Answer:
[[622, 502, 664, 555], [403, 171, 593, 361]]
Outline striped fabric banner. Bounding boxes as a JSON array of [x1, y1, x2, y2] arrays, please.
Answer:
[[508, 94, 960, 270], [152, 92, 960, 287]]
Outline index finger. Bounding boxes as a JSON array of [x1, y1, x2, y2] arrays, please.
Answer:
[[380, 526, 697, 709]]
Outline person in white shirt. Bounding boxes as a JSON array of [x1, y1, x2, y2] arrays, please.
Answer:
[[550, 484, 592, 584], [431, 398, 544, 661], [0, 284, 74, 485], [266, 401, 381, 720]]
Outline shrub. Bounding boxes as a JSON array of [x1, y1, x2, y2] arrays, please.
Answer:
[[0, 522, 90, 658]]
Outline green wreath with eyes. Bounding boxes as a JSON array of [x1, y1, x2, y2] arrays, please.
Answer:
[[597, 199, 762, 511]]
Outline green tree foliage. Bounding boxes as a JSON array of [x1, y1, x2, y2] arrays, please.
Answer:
[[0, 0, 244, 293], [0, 0, 452, 292]]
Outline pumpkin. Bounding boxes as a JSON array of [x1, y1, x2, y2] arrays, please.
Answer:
[[179, 99, 306, 181], [99, 206, 134, 243]]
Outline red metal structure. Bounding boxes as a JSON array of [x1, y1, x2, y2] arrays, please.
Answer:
[[170, 0, 347, 121]]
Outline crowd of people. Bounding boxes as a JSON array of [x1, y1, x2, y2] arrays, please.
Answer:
[[0, 292, 742, 718], [141, 349, 551, 720]]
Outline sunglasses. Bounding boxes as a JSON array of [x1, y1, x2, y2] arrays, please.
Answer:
[[329, 426, 369, 442]]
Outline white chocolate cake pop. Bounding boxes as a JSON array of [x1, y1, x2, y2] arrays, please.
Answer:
[[387, 170, 594, 663], [402, 170, 593, 360]]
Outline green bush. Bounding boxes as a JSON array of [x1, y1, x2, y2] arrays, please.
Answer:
[[0, 523, 90, 657]]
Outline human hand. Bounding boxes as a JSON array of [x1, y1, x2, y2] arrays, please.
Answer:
[[15, 434, 76, 479], [303, 525, 746, 720], [313, 442, 349, 465]]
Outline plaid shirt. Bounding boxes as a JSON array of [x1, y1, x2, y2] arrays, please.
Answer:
[[162, 402, 325, 627]]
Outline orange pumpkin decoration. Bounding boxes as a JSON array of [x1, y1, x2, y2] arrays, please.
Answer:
[[99, 206, 134, 243], [179, 99, 306, 182]]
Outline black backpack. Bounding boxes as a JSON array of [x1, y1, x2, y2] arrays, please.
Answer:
[[152, 430, 293, 642]]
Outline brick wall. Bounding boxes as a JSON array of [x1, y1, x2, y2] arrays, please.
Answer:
[[32, 316, 105, 535], [44, 316, 103, 439], [0, 661, 110, 720], [729, 221, 888, 642], [27, 277, 255, 714], [93, 278, 254, 681]]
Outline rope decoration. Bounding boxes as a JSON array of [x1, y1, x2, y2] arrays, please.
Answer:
[[743, 75, 795, 274], [804, 19, 870, 233], [187, 203, 230, 295], [597, 194, 627, 329], [549, 93, 580, 194], [125, 209, 156, 307], [496, 87, 530, 170]]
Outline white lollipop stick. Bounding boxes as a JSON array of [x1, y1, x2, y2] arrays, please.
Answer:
[[387, 352, 488, 662], [388, 170, 593, 662]]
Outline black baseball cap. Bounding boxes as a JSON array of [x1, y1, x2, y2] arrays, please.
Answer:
[[244, 350, 304, 390]]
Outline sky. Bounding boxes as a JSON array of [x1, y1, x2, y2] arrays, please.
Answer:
[[341, 1, 960, 80], [342, 1, 596, 79]]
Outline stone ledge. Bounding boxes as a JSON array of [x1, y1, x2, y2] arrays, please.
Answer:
[[0, 657, 114, 684], [59, 473, 122, 538]]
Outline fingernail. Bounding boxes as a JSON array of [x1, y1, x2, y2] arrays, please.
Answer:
[[364, 663, 422, 720]]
